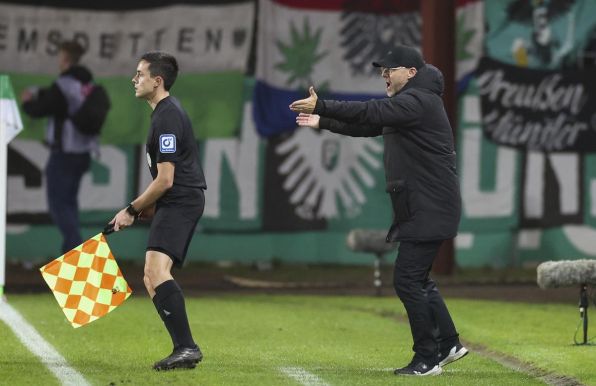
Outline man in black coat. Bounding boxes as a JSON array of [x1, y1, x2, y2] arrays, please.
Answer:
[[290, 45, 468, 376]]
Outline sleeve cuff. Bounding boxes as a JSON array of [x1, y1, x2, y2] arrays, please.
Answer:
[[318, 117, 330, 131], [313, 99, 325, 115]]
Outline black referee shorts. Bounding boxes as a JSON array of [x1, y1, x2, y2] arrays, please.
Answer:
[[146, 190, 204, 268]]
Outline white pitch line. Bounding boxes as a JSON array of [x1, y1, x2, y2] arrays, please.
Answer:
[[0, 300, 90, 386], [280, 366, 330, 386]]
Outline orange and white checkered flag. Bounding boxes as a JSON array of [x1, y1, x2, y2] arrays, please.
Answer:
[[40, 232, 132, 328]]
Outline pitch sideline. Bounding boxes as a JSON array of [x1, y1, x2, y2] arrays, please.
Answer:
[[280, 366, 331, 386], [0, 299, 90, 386]]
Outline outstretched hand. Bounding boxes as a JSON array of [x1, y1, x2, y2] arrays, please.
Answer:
[[289, 86, 318, 114], [296, 113, 320, 129]]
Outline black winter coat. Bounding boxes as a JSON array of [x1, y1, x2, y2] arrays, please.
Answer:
[[316, 64, 461, 242]]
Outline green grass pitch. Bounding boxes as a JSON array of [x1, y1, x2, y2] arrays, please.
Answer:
[[2, 294, 595, 385]]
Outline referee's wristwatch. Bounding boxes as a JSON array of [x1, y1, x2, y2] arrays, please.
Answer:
[[126, 203, 140, 217]]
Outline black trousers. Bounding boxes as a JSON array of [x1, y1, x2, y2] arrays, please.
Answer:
[[393, 240, 458, 363]]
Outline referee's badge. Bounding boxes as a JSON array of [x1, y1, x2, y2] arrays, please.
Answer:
[[159, 134, 176, 153]]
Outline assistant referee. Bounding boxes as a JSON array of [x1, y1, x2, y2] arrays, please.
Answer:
[[110, 51, 207, 371]]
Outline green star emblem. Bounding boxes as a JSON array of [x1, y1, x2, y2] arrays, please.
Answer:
[[275, 19, 329, 90]]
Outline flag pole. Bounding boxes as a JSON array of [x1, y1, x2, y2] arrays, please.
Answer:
[[0, 75, 7, 298]]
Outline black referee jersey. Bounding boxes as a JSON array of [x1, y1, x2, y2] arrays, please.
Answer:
[[146, 96, 207, 206]]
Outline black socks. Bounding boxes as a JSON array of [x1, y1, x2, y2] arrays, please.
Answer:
[[152, 295, 179, 349], [153, 280, 196, 349]]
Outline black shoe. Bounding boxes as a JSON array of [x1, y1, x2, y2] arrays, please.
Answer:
[[438, 343, 469, 367], [394, 359, 442, 376], [153, 346, 203, 371]]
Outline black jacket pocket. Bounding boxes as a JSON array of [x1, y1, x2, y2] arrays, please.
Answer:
[[386, 180, 412, 222]]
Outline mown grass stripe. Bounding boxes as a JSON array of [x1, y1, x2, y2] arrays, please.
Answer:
[[466, 342, 584, 386], [0, 300, 89, 386], [280, 366, 330, 386], [368, 307, 585, 386]]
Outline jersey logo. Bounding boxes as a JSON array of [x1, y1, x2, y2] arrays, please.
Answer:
[[159, 134, 176, 153]]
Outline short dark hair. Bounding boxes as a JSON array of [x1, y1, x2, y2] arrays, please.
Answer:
[[140, 51, 179, 91], [59, 40, 85, 64]]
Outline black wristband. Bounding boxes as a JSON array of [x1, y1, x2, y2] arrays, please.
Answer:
[[126, 203, 140, 217]]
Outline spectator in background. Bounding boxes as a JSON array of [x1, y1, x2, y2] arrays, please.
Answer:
[[21, 41, 107, 254]]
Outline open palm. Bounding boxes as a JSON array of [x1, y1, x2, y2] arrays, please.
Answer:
[[296, 113, 320, 129]]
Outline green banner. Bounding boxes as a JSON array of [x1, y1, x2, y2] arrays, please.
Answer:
[[0, 75, 15, 99], [10, 72, 246, 143], [0, 75, 24, 143], [6, 77, 391, 263], [454, 0, 596, 267], [485, 0, 596, 69]]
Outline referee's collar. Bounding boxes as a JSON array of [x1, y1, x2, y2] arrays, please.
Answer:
[[152, 95, 171, 116]]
